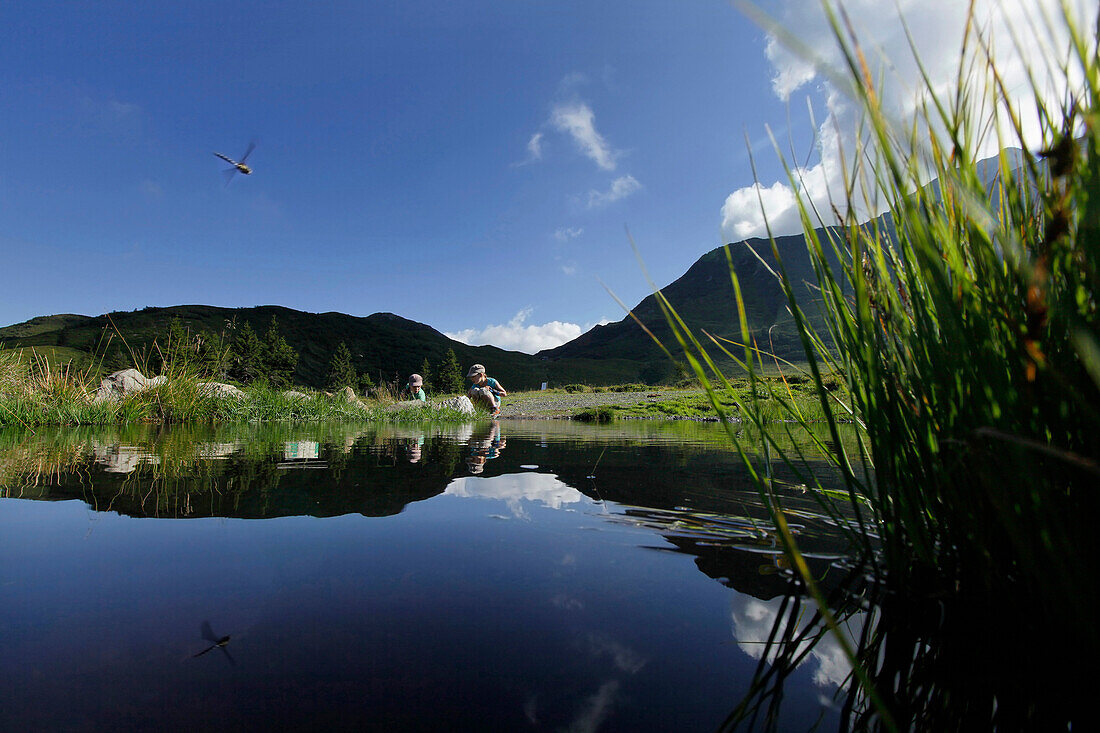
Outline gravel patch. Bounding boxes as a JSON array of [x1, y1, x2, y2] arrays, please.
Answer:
[[498, 389, 706, 419]]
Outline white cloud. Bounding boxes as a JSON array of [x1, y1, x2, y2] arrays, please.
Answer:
[[558, 71, 590, 95], [721, 160, 831, 241], [445, 308, 610, 353], [587, 174, 641, 209], [513, 132, 545, 167], [722, 0, 1098, 241], [527, 132, 543, 159], [521, 132, 544, 166], [551, 101, 618, 171], [554, 226, 584, 241]]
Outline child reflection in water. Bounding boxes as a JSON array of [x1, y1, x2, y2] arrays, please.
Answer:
[[405, 435, 425, 463], [466, 421, 505, 474]]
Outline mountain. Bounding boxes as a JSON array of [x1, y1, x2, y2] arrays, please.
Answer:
[[539, 150, 1024, 374], [537, 230, 847, 377]]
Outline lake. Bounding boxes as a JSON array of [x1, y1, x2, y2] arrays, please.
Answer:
[[0, 420, 862, 731]]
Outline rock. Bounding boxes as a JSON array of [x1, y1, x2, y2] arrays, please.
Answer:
[[438, 395, 475, 415], [92, 443, 160, 474], [282, 390, 312, 400], [341, 386, 358, 402], [197, 381, 245, 400], [196, 442, 239, 459], [93, 369, 151, 403], [147, 375, 167, 388]]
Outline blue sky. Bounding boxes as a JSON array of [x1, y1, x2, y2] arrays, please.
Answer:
[[1, 1, 1089, 351]]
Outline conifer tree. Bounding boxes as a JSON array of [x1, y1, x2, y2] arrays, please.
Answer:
[[419, 357, 433, 392], [163, 317, 192, 373], [229, 321, 265, 384], [326, 341, 358, 391], [262, 316, 298, 388], [436, 348, 464, 393], [197, 328, 232, 380]]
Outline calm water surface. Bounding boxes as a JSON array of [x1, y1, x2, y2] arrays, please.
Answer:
[[0, 421, 859, 731]]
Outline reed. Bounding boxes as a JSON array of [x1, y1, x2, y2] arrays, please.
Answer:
[[650, 2, 1098, 728]]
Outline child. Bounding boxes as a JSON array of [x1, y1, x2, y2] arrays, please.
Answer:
[[466, 363, 506, 417], [403, 373, 427, 402]]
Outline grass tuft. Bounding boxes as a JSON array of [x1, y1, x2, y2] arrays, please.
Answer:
[[643, 2, 1100, 729]]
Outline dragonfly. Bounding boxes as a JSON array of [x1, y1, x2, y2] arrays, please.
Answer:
[[213, 142, 256, 184]]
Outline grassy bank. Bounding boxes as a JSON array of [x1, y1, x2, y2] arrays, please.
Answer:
[[0, 350, 477, 427], [655, 2, 1100, 729]]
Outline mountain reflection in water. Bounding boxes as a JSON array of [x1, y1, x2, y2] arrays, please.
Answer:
[[0, 420, 862, 731]]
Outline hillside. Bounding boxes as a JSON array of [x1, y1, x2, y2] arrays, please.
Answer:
[[0, 306, 565, 390], [0, 235, 841, 388]]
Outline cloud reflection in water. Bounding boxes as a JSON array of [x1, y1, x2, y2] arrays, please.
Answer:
[[730, 594, 863, 689], [445, 472, 591, 518]]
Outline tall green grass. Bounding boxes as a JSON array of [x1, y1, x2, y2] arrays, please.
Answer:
[[647, 2, 1098, 729]]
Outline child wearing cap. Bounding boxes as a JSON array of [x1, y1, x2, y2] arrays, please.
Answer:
[[403, 373, 427, 402], [466, 363, 507, 418]]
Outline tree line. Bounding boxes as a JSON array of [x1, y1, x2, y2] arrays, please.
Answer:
[[156, 316, 298, 387], [156, 317, 468, 395], [325, 343, 465, 395]]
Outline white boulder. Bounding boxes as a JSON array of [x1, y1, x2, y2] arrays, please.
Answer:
[[438, 395, 475, 415], [197, 381, 245, 399], [282, 390, 312, 400], [93, 369, 153, 403]]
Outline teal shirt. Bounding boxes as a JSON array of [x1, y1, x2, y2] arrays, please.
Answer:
[[469, 377, 501, 395], [406, 385, 426, 401]]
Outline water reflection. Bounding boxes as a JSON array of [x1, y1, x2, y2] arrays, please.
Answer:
[[463, 420, 507, 474], [192, 621, 235, 665], [446, 472, 588, 518], [0, 420, 864, 730], [730, 594, 860, 689]]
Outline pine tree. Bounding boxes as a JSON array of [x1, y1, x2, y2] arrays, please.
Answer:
[[230, 321, 265, 384], [326, 341, 358, 391], [419, 357, 433, 392], [163, 317, 192, 373], [436, 348, 464, 394], [262, 316, 298, 388], [196, 327, 232, 380]]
